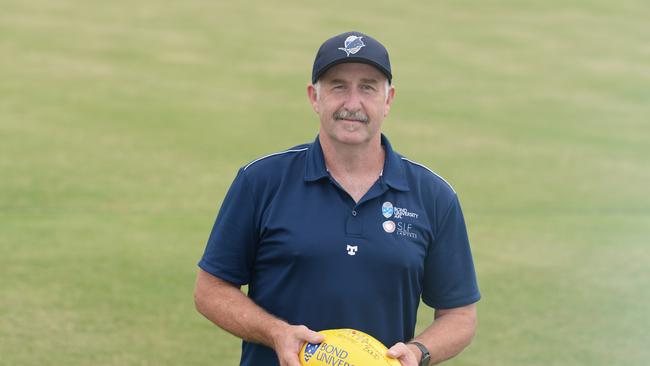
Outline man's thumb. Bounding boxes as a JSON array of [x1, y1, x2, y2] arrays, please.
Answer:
[[302, 328, 324, 344], [386, 343, 405, 358]]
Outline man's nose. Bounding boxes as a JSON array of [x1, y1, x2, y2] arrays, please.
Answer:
[[343, 89, 363, 111]]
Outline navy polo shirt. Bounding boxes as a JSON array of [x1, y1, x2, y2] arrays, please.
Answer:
[[199, 134, 480, 366]]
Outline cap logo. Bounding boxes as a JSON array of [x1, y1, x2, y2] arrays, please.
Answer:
[[338, 35, 365, 56]]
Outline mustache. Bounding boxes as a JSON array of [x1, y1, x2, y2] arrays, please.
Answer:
[[333, 109, 369, 123]]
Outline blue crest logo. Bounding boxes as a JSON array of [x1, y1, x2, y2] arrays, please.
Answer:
[[382, 201, 394, 218], [338, 35, 365, 56], [303, 342, 321, 363]]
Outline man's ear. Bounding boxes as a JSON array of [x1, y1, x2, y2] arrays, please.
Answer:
[[307, 84, 320, 114], [384, 85, 395, 117]]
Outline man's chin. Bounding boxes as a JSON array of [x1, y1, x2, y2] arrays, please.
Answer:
[[332, 131, 374, 146]]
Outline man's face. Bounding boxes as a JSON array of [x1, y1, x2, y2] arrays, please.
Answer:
[[308, 63, 395, 146]]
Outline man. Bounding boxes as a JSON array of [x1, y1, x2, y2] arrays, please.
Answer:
[[194, 31, 480, 366]]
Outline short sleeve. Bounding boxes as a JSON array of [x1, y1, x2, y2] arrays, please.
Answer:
[[422, 195, 481, 309], [198, 168, 258, 286]]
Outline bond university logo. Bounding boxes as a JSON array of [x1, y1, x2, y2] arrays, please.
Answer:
[[346, 245, 358, 256], [303, 342, 321, 363], [303, 340, 352, 364], [381, 201, 419, 238], [338, 35, 365, 56], [382, 201, 394, 218], [382, 201, 396, 233]]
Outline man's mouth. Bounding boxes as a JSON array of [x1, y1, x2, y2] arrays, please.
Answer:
[[333, 110, 369, 123]]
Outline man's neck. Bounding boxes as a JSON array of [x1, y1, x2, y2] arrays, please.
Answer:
[[319, 133, 385, 179]]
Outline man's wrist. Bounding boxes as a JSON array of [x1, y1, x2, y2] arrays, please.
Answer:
[[266, 319, 291, 349], [406, 343, 422, 362], [407, 341, 431, 366]]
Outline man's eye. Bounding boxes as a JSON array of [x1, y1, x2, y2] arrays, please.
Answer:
[[361, 85, 375, 91]]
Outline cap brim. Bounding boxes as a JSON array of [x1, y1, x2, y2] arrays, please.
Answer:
[[313, 57, 392, 84]]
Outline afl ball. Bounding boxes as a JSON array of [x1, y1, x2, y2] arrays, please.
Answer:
[[299, 328, 401, 366]]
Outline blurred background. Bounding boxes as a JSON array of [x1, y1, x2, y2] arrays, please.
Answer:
[[1, 0, 649, 365]]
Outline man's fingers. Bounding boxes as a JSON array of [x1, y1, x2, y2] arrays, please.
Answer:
[[387, 342, 418, 366], [306, 331, 325, 344], [280, 355, 302, 366], [278, 348, 303, 366], [387, 342, 407, 358], [276, 325, 325, 366], [296, 325, 325, 344]]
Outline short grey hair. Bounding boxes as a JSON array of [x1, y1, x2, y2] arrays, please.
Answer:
[[313, 80, 391, 102]]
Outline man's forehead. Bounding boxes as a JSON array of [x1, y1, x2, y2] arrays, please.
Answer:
[[319, 62, 387, 83]]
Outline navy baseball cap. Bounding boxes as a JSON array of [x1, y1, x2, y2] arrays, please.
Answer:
[[311, 31, 392, 84]]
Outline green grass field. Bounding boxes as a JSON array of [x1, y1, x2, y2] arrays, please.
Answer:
[[1, 1, 649, 365]]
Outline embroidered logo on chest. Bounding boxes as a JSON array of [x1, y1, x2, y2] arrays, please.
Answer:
[[381, 201, 419, 239], [346, 245, 358, 256], [382, 220, 396, 233]]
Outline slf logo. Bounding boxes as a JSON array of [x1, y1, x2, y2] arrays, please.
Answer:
[[382, 220, 396, 233], [381, 201, 419, 239], [346, 245, 358, 256], [303, 342, 321, 363]]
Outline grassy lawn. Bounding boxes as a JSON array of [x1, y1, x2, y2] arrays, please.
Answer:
[[1, 1, 649, 365]]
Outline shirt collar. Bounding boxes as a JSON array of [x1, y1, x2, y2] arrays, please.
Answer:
[[304, 134, 410, 192]]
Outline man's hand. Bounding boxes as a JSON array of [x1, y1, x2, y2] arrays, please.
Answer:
[[194, 270, 324, 365], [387, 342, 420, 366], [272, 324, 324, 366]]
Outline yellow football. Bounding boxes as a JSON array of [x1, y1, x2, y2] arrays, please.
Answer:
[[299, 328, 401, 366]]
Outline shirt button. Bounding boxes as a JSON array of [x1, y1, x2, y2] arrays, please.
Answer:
[[352, 210, 357, 216]]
